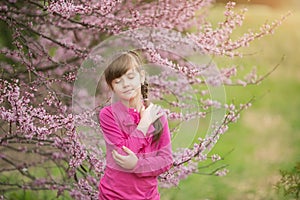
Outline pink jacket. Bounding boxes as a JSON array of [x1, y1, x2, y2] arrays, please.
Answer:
[[98, 101, 173, 200]]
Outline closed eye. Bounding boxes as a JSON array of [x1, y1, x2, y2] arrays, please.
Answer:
[[127, 73, 135, 79], [113, 79, 121, 84]]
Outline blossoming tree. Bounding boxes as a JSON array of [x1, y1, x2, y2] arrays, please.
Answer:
[[0, 0, 286, 199]]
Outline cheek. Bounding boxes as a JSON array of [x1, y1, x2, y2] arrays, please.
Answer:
[[111, 84, 120, 92], [132, 78, 142, 88]]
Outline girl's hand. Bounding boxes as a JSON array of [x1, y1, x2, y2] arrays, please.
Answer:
[[112, 146, 138, 170], [137, 103, 163, 135]]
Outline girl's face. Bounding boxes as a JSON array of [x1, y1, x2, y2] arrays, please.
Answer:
[[111, 67, 145, 103]]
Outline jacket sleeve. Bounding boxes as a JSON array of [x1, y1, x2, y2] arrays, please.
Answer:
[[133, 114, 173, 177], [99, 107, 150, 154]]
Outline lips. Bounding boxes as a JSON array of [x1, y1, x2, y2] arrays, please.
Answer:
[[123, 89, 134, 94]]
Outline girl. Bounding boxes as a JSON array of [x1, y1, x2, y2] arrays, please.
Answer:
[[98, 51, 173, 200]]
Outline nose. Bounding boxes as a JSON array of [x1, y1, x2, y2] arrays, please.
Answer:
[[122, 77, 130, 88]]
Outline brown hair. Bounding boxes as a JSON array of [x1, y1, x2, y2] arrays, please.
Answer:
[[104, 51, 142, 89], [141, 81, 163, 142], [104, 51, 163, 143]]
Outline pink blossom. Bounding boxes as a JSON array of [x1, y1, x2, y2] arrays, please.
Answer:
[[215, 169, 229, 176], [0, 0, 286, 196]]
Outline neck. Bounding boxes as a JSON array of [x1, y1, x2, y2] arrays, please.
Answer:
[[130, 97, 143, 111], [120, 94, 143, 111]]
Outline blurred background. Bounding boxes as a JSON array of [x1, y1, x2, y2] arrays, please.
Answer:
[[0, 0, 298, 199], [161, 0, 300, 199], [217, 0, 300, 8]]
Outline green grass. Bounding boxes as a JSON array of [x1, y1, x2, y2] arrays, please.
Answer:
[[2, 160, 71, 200], [161, 4, 300, 200]]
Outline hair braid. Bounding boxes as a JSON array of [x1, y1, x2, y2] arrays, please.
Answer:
[[141, 81, 149, 105], [141, 80, 163, 143]]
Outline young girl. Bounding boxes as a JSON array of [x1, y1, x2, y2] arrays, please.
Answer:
[[98, 51, 173, 200]]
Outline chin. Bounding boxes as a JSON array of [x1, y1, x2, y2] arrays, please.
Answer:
[[121, 95, 135, 102]]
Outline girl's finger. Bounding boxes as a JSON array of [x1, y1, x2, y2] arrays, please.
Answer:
[[140, 105, 145, 113], [155, 107, 161, 113], [147, 103, 153, 109], [153, 105, 161, 114], [112, 150, 124, 163], [154, 112, 163, 121], [157, 112, 164, 118], [114, 157, 123, 166], [122, 146, 133, 155], [114, 152, 125, 160], [154, 104, 161, 110]]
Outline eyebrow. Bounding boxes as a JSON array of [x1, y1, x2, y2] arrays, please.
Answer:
[[126, 68, 135, 74]]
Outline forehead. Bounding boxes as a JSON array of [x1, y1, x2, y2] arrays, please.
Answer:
[[114, 67, 137, 80], [125, 67, 137, 74]]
